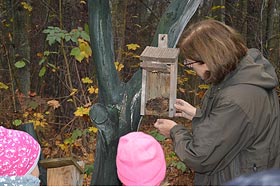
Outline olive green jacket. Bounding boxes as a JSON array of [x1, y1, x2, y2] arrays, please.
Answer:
[[170, 48, 280, 185]]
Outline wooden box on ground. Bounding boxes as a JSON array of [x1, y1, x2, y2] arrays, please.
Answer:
[[140, 35, 179, 117], [40, 157, 84, 186]]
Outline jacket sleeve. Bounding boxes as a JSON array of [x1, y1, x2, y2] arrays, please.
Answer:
[[170, 99, 255, 173]]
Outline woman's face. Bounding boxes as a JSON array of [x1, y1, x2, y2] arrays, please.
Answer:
[[185, 59, 210, 80], [192, 63, 209, 80]]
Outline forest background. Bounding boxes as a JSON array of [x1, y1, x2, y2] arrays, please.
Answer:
[[0, 0, 280, 185]]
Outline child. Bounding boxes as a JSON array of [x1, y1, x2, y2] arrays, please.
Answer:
[[116, 131, 166, 186], [0, 126, 41, 186]]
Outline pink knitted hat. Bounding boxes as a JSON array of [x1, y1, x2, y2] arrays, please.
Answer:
[[0, 126, 41, 176], [116, 132, 166, 186]]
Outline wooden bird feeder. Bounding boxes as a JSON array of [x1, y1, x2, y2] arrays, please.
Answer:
[[40, 157, 84, 186], [140, 34, 179, 117]]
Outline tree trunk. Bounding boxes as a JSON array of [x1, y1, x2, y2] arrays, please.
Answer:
[[111, 0, 128, 64], [246, 0, 262, 48], [13, 0, 31, 96], [265, 0, 276, 57]]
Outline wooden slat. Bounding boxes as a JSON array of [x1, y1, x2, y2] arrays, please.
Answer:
[[40, 157, 84, 174], [140, 69, 147, 116], [140, 61, 170, 72], [47, 165, 83, 186], [169, 62, 178, 117]]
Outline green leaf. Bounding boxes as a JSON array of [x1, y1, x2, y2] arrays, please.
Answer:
[[47, 36, 56, 46], [65, 34, 71, 42], [81, 31, 90, 41], [71, 47, 84, 62], [149, 130, 166, 142], [47, 63, 57, 69], [75, 54, 85, 62], [64, 138, 74, 145], [28, 100, 39, 110], [55, 37, 61, 44], [175, 161, 187, 172], [84, 23, 89, 34], [72, 129, 83, 139], [15, 60, 26, 68], [154, 133, 166, 141], [70, 47, 81, 56], [39, 57, 46, 65], [44, 51, 50, 56], [12, 119, 22, 126], [84, 164, 94, 175], [39, 66, 46, 77]]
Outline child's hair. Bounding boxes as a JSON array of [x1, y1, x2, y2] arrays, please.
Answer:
[[0, 126, 41, 176], [116, 131, 166, 186]]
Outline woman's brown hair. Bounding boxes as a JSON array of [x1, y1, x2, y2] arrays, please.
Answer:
[[180, 19, 248, 84]]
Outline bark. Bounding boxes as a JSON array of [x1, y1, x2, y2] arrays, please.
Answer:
[[265, 0, 276, 57], [225, 0, 247, 41], [246, 0, 262, 48], [13, 0, 31, 96]]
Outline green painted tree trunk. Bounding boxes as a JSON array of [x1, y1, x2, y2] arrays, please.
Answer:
[[88, 0, 201, 185]]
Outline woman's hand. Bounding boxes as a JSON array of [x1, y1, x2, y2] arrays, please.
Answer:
[[174, 99, 196, 120], [154, 119, 177, 138]]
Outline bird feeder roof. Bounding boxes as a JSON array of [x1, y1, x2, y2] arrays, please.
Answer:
[[140, 46, 179, 62]]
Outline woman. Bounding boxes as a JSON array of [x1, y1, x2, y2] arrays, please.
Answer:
[[154, 19, 280, 185]]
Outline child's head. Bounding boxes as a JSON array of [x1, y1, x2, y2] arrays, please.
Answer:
[[116, 131, 166, 186], [0, 126, 41, 176]]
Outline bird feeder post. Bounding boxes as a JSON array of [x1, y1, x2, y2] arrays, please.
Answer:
[[140, 34, 179, 117]]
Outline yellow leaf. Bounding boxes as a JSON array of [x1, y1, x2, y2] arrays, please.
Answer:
[[67, 98, 73, 102], [88, 86, 98, 94], [211, 5, 225, 10], [21, 2, 32, 12], [126, 43, 140, 50], [58, 143, 68, 151], [23, 112, 29, 118], [70, 88, 78, 96], [185, 69, 197, 76], [117, 64, 124, 71], [132, 54, 140, 58], [81, 77, 93, 84], [74, 107, 90, 117], [198, 84, 210, 90], [33, 112, 44, 120], [78, 39, 92, 59], [114, 61, 124, 71], [0, 82, 8, 90], [88, 153, 94, 163], [88, 126, 98, 133]]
